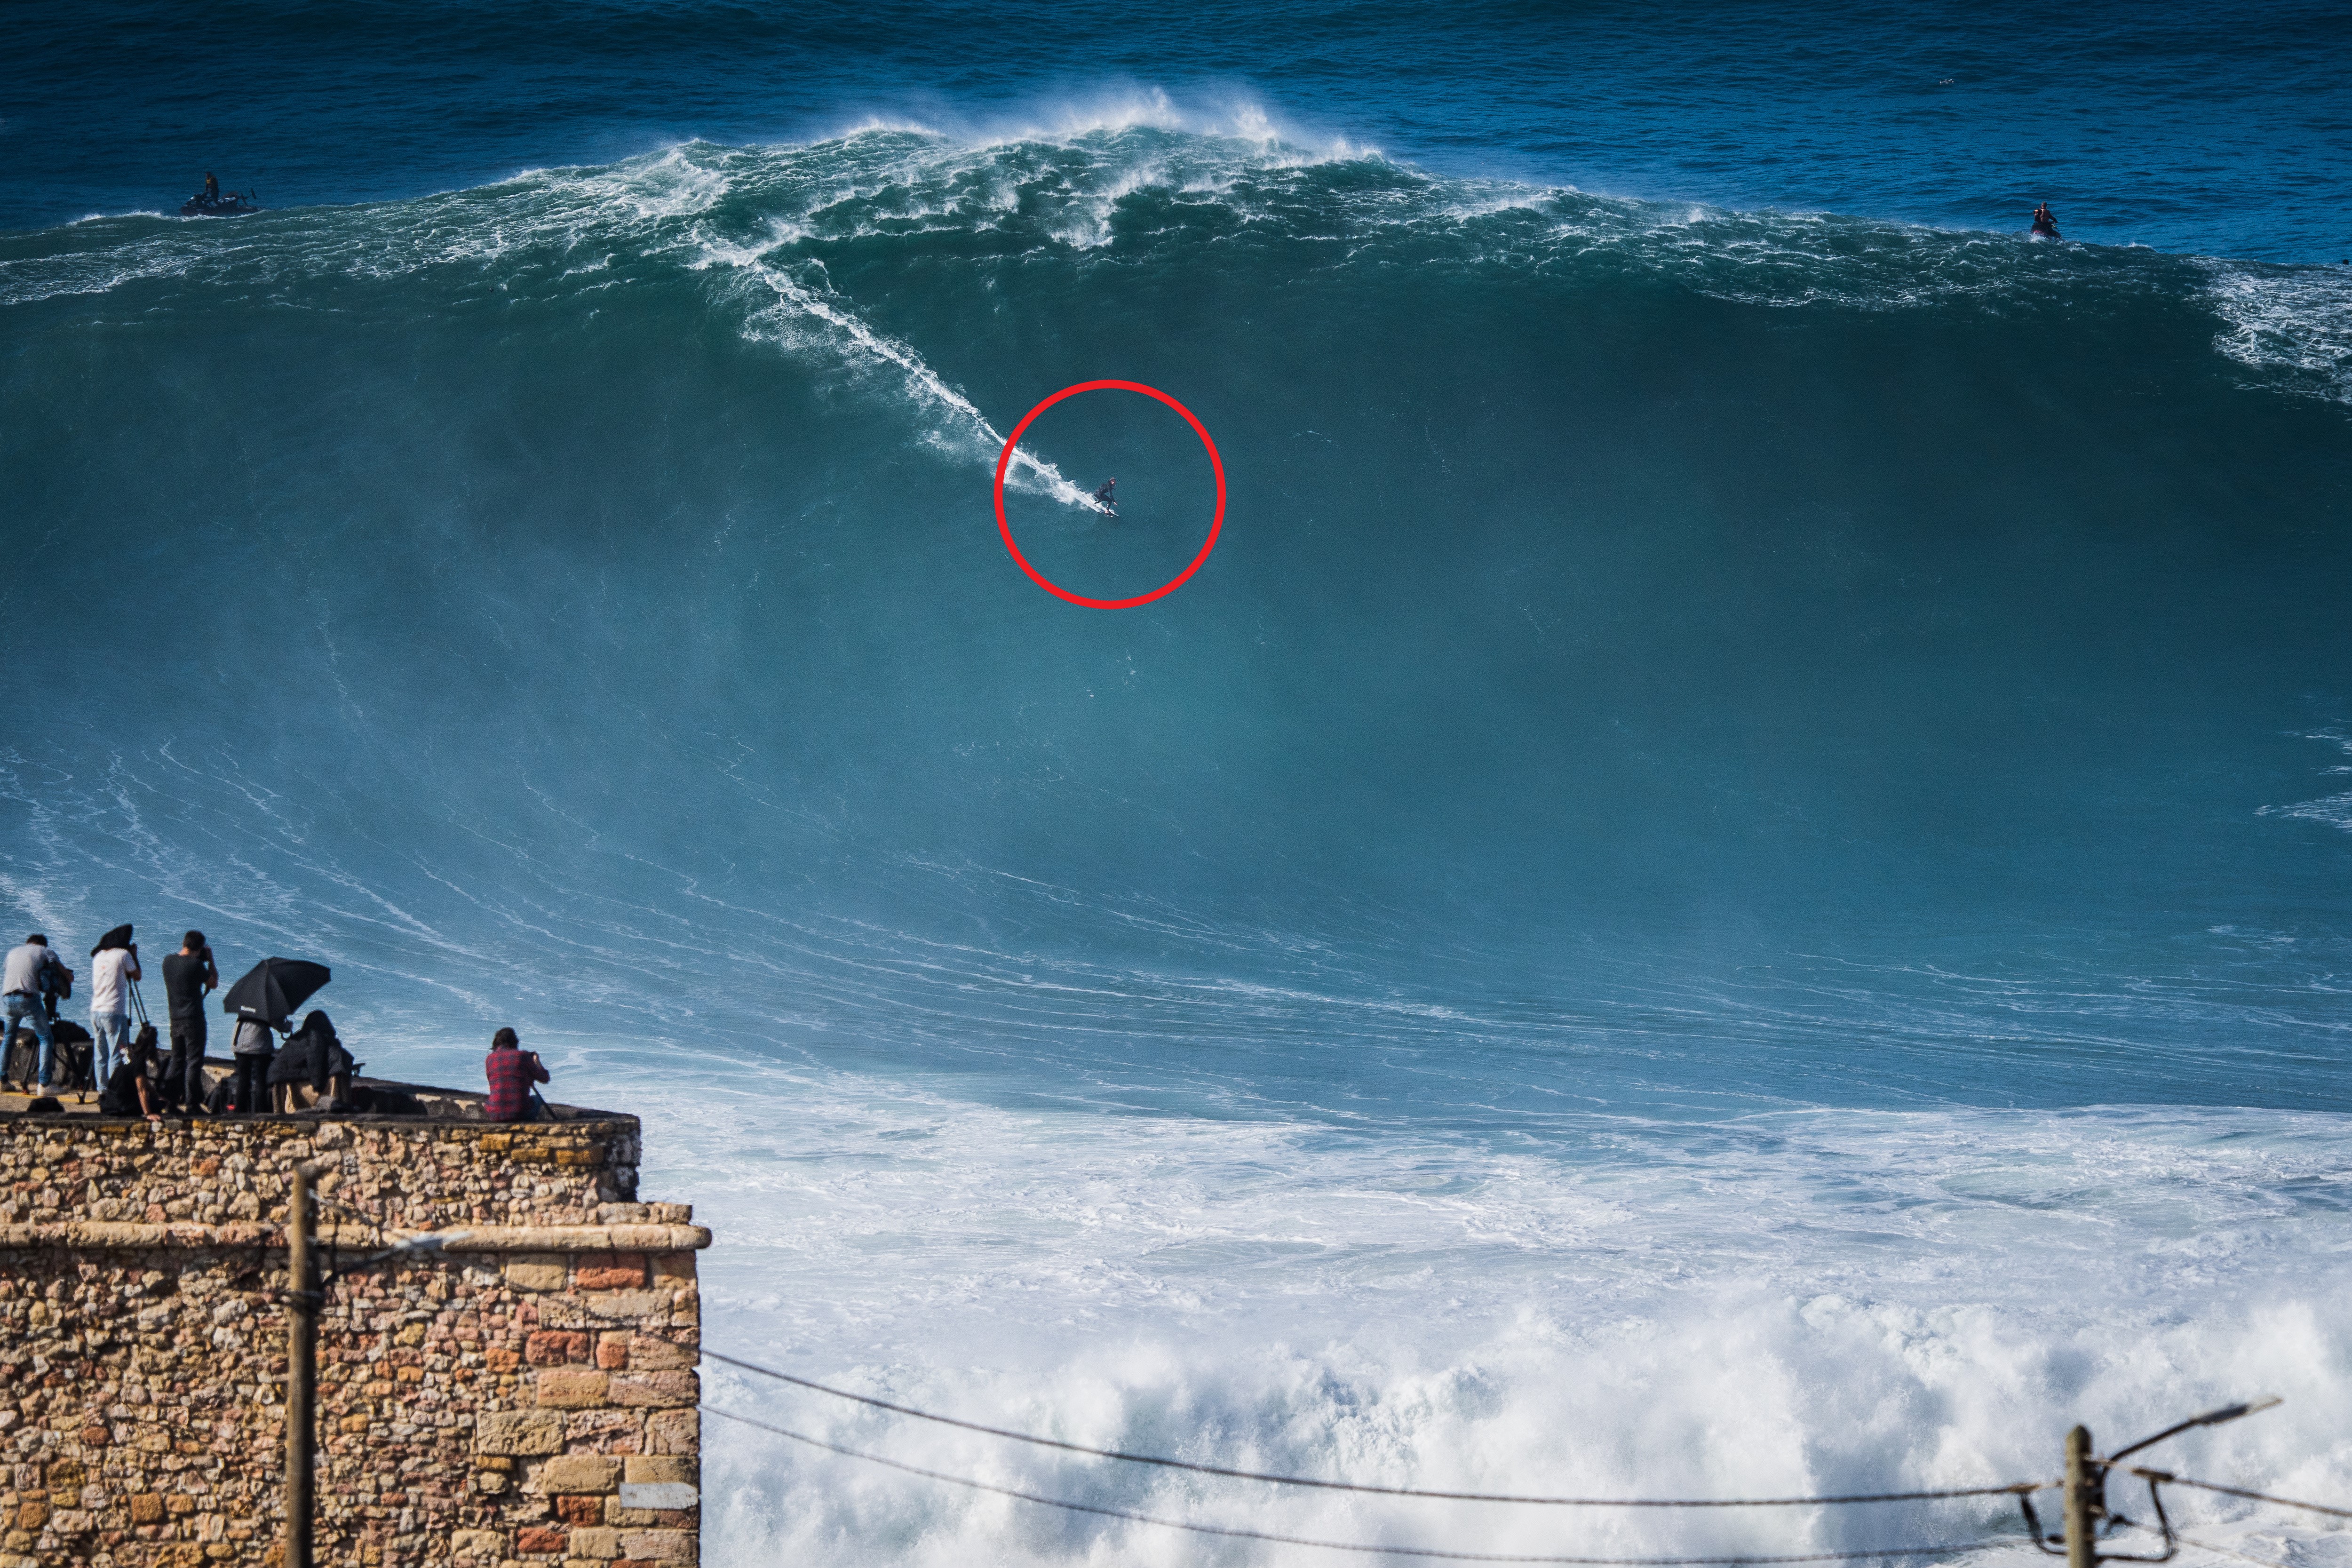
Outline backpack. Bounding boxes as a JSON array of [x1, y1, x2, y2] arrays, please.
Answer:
[[49, 1028, 93, 1092], [4, 1027, 37, 1086], [10, 1019, 93, 1090]]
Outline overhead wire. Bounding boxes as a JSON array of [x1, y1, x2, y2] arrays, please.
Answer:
[[2121, 1516, 2304, 1568], [2121, 1471, 2352, 1524], [270, 1210, 2335, 1556], [2106, 1403, 2283, 1466], [2170, 1536, 2301, 1568], [699, 1349, 2047, 1509], [703, 1405, 2010, 1566]]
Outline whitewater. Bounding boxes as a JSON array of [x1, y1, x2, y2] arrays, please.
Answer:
[[7, 77, 2352, 1568]]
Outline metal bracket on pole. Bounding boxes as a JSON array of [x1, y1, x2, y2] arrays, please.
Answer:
[[2022, 1421, 2180, 1567]]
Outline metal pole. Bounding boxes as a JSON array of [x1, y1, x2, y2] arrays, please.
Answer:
[[2064, 1425, 2098, 1568], [285, 1162, 317, 1568]]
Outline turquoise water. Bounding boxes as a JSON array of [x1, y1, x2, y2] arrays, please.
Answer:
[[7, 5, 2352, 1563]]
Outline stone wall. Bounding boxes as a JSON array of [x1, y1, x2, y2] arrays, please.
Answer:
[[0, 1110, 710, 1568], [0, 1114, 648, 1232]]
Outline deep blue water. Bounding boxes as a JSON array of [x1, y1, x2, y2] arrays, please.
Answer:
[[8, 6, 2352, 1564], [13, 1, 2352, 261]]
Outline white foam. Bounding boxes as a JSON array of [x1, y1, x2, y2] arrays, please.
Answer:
[[924, 86, 1377, 166], [658, 1082, 2352, 1566], [2259, 732, 2352, 833], [2204, 260, 2352, 404]]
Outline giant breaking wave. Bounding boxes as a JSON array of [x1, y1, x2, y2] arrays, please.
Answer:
[[4, 118, 2351, 1566]]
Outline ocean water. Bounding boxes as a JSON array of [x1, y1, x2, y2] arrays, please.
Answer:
[[7, 4, 2352, 1564]]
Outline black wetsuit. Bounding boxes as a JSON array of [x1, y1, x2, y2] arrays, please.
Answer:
[[1094, 482, 1117, 510]]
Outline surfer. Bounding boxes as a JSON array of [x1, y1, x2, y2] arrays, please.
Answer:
[[1094, 478, 1117, 517], [2030, 202, 2060, 239]]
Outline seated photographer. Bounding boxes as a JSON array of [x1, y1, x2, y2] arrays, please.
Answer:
[[483, 1027, 548, 1122], [270, 1010, 356, 1112], [99, 1031, 163, 1121]]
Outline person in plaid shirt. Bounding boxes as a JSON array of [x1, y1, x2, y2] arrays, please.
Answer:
[[484, 1027, 548, 1121]]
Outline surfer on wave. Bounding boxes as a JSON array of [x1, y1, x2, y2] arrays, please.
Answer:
[[1093, 477, 1117, 517], [2030, 202, 2060, 239]]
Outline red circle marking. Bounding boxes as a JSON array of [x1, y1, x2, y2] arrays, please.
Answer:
[[993, 380, 1225, 609]]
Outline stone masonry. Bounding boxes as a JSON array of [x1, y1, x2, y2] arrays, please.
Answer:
[[0, 1107, 710, 1567]]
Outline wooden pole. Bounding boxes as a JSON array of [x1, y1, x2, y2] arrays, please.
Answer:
[[2063, 1425, 2098, 1568], [284, 1162, 317, 1568]]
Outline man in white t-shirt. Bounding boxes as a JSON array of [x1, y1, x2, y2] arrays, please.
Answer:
[[89, 934, 142, 1090]]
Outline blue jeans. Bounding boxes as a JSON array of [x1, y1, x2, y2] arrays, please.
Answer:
[[5, 993, 56, 1083], [91, 1012, 130, 1087]]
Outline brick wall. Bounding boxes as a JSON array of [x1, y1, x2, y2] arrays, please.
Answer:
[[0, 1111, 709, 1568]]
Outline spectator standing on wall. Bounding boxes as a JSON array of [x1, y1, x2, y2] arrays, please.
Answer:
[[88, 929, 141, 1090], [3, 935, 68, 1090], [160, 931, 217, 1112], [230, 1014, 275, 1114], [484, 1027, 548, 1122]]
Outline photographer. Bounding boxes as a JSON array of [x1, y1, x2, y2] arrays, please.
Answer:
[[270, 1009, 355, 1113], [88, 927, 142, 1089], [483, 1027, 548, 1122], [229, 1013, 275, 1114], [160, 931, 218, 1112], [99, 1028, 164, 1122], [3, 935, 70, 1090]]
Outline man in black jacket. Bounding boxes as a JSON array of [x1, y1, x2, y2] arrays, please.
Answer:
[[160, 931, 217, 1113]]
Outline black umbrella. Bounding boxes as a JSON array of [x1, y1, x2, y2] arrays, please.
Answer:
[[91, 923, 133, 955], [222, 957, 332, 1029]]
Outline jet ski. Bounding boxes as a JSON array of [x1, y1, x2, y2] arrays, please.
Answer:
[[180, 191, 260, 217]]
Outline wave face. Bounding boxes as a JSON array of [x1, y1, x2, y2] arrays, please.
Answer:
[[6, 124, 2352, 1564]]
